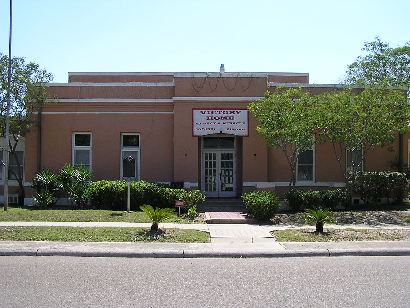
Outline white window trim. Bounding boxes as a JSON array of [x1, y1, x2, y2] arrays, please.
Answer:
[[72, 132, 92, 170], [346, 146, 364, 173], [296, 143, 315, 184], [120, 133, 140, 181]]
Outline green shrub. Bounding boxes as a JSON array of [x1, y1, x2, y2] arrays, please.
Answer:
[[187, 206, 198, 220], [177, 190, 206, 211], [86, 180, 205, 211], [131, 181, 183, 209], [33, 191, 58, 207], [242, 191, 280, 221], [347, 171, 408, 204], [32, 169, 60, 207], [86, 180, 127, 210], [59, 165, 92, 208], [286, 189, 350, 212]]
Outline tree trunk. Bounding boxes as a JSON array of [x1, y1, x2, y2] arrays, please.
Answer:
[[316, 222, 324, 233], [151, 223, 159, 233], [17, 180, 25, 207]]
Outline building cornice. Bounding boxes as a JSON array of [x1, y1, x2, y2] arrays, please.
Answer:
[[46, 98, 174, 103], [48, 82, 174, 87], [173, 96, 263, 102]]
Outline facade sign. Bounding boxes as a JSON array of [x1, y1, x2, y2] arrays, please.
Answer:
[[193, 109, 249, 136]]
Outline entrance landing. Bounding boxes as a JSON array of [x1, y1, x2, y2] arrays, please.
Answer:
[[199, 198, 246, 212], [200, 198, 253, 224], [205, 211, 253, 224]]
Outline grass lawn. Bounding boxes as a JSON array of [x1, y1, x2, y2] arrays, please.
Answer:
[[0, 226, 210, 242], [272, 228, 410, 242], [0, 206, 198, 224]]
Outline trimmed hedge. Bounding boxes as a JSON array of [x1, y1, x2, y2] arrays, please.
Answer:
[[86, 180, 205, 211], [286, 189, 350, 212], [177, 190, 206, 211], [242, 191, 280, 221], [347, 171, 408, 204]]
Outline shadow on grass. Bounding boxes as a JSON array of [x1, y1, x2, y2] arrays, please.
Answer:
[[309, 231, 331, 236], [135, 229, 166, 240], [110, 213, 125, 217]]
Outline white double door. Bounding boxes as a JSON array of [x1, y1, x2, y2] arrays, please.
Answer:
[[202, 150, 236, 197]]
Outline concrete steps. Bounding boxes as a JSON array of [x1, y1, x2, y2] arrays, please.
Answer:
[[199, 198, 252, 224], [198, 198, 246, 213], [204, 211, 255, 224]]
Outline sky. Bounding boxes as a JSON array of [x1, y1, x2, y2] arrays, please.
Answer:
[[0, 0, 409, 84]]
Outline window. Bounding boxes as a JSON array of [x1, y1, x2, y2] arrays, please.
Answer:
[[121, 133, 140, 180], [72, 133, 92, 170], [203, 137, 235, 149], [297, 144, 314, 182], [0, 151, 24, 181], [9, 151, 24, 180], [346, 147, 363, 173]]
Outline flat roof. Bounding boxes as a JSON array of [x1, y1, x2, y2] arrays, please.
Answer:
[[68, 72, 309, 78]]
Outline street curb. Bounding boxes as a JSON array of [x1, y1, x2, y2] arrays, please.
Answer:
[[1, 248, 410, 258]]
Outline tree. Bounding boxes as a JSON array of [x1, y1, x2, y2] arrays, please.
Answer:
[[318, 87, 409, 182], [248, 87, 322, 187], [342, 37, 409, 174], [345, 37, 410, 90], [0, 53, 52, 206]]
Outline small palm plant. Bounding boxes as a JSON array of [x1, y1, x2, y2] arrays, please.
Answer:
[[304, 209, 336, 233], [32, 169, 61, 207], [140, 205, 175, 232], [59, 165, 91, 208]]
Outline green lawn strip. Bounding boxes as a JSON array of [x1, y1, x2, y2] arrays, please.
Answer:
[[0, 206, 197, 224], [0, 226, 210, 243], [272, 228, 410, 242]]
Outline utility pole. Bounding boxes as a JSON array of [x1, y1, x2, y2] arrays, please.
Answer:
[[4, 0, 12, 211]]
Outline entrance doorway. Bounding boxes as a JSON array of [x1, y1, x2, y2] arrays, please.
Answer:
[[201, 136, 236, 197]]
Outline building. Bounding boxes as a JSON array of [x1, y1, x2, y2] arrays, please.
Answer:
[[2, 68, 408, 205]]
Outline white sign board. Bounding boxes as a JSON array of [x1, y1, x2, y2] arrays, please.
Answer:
[[193, 109, 249, 136]]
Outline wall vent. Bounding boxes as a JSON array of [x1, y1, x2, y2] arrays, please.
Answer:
[[8, 195, 18, 205]]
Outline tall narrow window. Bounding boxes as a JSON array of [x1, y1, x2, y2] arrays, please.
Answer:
[[9, 151, 24, 180], [346, 147, 363, 173], [121, 134, 140, 180], [297, 144, 314, 182], [73, 133, 92, 171]]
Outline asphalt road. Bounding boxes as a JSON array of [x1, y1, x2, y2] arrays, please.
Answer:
[[1, 256, 409, 307]]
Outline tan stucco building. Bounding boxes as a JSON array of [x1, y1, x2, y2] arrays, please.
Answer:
[[2, 69, 408, 204]]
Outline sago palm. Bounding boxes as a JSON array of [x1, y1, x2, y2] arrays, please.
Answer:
[[140, 205, 175, 232], [304, 209, 335, 233]]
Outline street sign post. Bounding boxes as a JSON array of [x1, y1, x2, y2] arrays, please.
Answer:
[[174, 199, 184, 216]]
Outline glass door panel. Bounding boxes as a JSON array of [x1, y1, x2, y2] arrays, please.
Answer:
[[202, 150, 236, 197], [204, 152, 217, 195], [220, 152, 234, 193]]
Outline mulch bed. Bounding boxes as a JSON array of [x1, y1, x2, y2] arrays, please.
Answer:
[[271, 210, 410, 226]]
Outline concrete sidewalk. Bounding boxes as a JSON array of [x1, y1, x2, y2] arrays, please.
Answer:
[[0, 221, 409, 258], [0, 221, 409, 240]]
